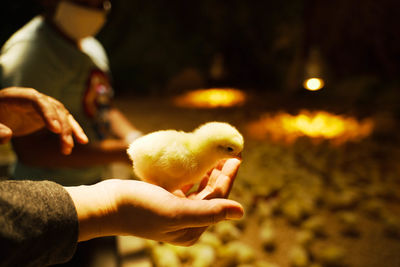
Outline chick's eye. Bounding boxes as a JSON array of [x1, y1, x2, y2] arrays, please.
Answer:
[[227, 147, 234, 152]]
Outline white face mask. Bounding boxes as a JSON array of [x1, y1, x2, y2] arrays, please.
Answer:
[[53, 1, 108, 40]]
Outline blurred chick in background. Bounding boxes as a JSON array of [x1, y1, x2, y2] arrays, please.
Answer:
[[127, 122, 244, 192]]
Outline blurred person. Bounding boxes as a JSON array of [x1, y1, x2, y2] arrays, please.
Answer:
[[0, 87, 244, 266], [0, 0, 142, 186], [0, 2, 137, 265]]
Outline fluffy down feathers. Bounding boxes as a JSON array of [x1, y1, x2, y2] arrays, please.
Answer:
[[127, 122, 244, 191]]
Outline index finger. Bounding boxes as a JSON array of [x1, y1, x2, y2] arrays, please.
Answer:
[[68, 114, 88, 144], [33, 94, 63, 134], [37, 95, 88, 152]]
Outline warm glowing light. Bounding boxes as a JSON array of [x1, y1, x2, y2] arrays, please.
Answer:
[[173, 88, 246, 108], [304, 78, 324, 91], [247, 110, 374, 145]]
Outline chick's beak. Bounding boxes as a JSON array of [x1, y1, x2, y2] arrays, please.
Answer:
[[236, 152, 242, 159]]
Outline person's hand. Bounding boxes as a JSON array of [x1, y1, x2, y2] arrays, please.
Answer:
[[167, 158, 241, 241], [173, 158, 241, 200], [65, 158, 244, 245], [0, 87, 88, 154]]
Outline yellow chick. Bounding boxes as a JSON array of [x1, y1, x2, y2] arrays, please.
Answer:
[[127, 122, 244, 191]]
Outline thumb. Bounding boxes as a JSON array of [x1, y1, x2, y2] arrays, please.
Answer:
[[177, 198, 244, 228], [0, 123, 12, 144]]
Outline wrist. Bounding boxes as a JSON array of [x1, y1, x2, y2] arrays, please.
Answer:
[[65, 180, 119, 242], [124, 130, 143, 145]]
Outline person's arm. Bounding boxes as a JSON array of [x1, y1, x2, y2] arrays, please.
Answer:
[[66, 158, 243, 245], [0, 180, 78, 267], [108, 108, 142, 144], [0, 159, 242, 266], [11, 108, 141, 168], [12, 131, 130, 167]]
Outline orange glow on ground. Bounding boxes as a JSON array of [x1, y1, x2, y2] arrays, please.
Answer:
[[173, 88, 246, 108], [247, 110, 374, 144]]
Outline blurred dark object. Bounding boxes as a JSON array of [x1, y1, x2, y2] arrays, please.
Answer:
[[0, 1, 42, 48], [304, 0, 400, 80], [96, 0, 304, 95], [1, 0, 399, 96]]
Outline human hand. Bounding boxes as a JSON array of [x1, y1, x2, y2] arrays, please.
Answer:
[[0, 87, 88, 154], [173, 158, 241, 201], [167, 158, 242, 241], [66, 159, 244, 245]]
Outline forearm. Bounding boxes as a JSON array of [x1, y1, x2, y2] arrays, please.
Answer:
[[12, 131, 130, 168], [109, 108, 141, 142]]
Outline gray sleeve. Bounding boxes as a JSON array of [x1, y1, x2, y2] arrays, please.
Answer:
[[0, 180, 79, 267]]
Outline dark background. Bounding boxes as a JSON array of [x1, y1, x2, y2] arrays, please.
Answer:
[[1, 0, 399, 99]]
